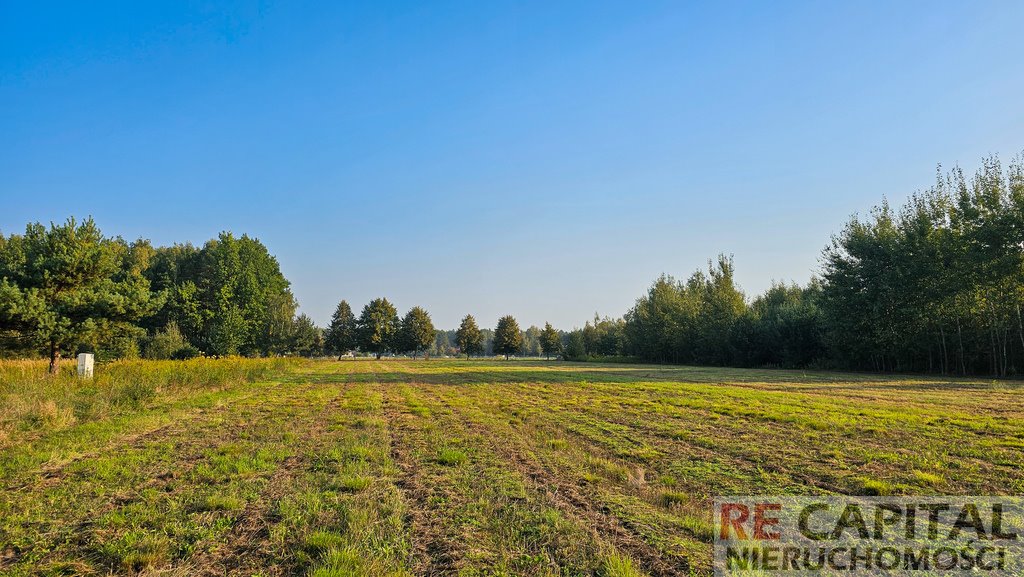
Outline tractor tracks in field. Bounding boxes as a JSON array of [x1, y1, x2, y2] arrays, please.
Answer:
[[181, 388, 352, 577], [417, 388, 690, 577], [2, 385, 273, 493], [383, 395, 460, 576]]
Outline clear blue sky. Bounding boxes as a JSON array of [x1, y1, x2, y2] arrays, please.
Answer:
[[2, 2, 1022, 329]]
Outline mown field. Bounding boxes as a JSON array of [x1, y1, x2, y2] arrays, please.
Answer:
[[1, 358, 1022, 576]]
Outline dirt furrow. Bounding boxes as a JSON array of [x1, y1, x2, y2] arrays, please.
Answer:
[[382, 393, 466, 576]]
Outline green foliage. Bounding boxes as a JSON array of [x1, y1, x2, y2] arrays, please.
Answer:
[[455, 314, 483, 358], [356, 298, 399, 359], [821, 155, 1024, 375], [324, 300, 357, 357], [398, 306, 435, 358], [0, 218, 160, 372], [143, 321, 187, 360], [540, 322, 561, 359], [291, 314, 323, 357], [143, 233, 296, 357], [493, 315, 522, 359], [520, 325, 542, 356], [563, 331, 586, 361], [625, 255, 744, 365]]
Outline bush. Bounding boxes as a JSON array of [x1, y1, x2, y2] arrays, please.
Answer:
[[144, 322, 188, 360], [170, 345, 201, 360]]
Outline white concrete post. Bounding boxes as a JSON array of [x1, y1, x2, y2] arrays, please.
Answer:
[[77, 353, 94, 378]]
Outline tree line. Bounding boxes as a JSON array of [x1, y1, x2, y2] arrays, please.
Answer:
[[0, 218, 563, 370], [607, 154, 1024, 376], [2, 153, 1021, 375]]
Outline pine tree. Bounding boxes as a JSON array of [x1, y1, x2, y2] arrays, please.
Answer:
[[0, 218, 160, 373], [540, 322, 561, 360], [325, 300, 357, 358]]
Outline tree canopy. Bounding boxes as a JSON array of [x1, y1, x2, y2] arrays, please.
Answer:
[[493, 315, 522, 360], [399, 306, 435, 358], [357, 298, 400, 359], [455, 314, 483, 359], [0, 218, 160, 372], [540, 322, 561, 359], [324, 300, 357, 358]]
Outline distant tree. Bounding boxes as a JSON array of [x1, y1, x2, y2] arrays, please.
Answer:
[[431, 329, 455, 356], [399, 306, 435, 358], [521, 325, 542, 356], [291, 313, 322, 357], [324, 300, 357, 358], [0, 218, 160, 373], [563, 330, 586, 361], [357, 298, 400, 359], [540, 322, 561, 360], [455, 314, 483, 359], [493, 315, 523, 360]]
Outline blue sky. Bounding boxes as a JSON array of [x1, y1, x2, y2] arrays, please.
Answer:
[[2, 1, 1023, 329]]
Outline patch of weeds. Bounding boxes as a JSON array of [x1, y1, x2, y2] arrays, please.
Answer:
[[583, 455, 629, 482], [305, 530, 346, 552], [658, 491, 688, 508], [912, 470, 943, 487], [201, 494, 246, 512], [335, 475, 372, 493], [858, 477, 894, 496], [309, 546, 364, 577], [98, 530, 172, 572], [436, 447, 467, 466], [601, 553, 644, 577], [547, 438, 569, 450]]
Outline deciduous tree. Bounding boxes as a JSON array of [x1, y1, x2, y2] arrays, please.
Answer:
[[357, 298, 399, 359], [399, 306, 435, 358], [493, 315, 522, 360], [455, 314, 483, 359]]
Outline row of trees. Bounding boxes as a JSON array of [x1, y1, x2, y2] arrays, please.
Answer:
[[323, 299, 435, 359], [4, 153, 1020, 375], [613, 154, 1024, 376], [321, 302, 563, 360], [0, 217, 565, 367]]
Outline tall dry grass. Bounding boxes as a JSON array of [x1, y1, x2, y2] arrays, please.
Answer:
[[0, 357, 295, 447]]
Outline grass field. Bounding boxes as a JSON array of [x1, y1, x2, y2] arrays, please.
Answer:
[[1, 358, 1022, 576]]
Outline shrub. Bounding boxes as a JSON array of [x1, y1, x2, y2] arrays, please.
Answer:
[[144, 322, 187, 360], [170, 345, 201, 360]]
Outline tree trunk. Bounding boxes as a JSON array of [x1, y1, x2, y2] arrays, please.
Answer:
[[48, 341, 60, 375], [956, 316, 966, 375], [939, 325, 948, 375], [376, 352, 382, 360], [1017, 304, 1024, 371]]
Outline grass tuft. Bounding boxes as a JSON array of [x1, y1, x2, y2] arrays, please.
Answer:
[[436, 447, 468, 466]]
